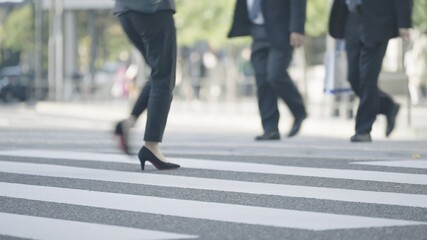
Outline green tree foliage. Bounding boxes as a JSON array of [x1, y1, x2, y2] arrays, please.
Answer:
[[413, 0, 427, 31], [306, 0, 329, 37], [1, 5, 33, 52], [175, 0, 235, 47]]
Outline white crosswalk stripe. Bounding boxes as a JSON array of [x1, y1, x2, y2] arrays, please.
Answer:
[[0, 213, 196, 240], [0, 149, 426, 239], [0, 161, 426, 208], [0, 182, 424, 231], [352, 160, 427, 169], [1, 150, 427, 185]]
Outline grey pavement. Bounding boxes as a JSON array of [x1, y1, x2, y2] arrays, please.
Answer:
[[0, 101, 426, 240]]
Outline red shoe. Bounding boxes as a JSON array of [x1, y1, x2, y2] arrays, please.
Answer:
[[114, 120, 130, 155]]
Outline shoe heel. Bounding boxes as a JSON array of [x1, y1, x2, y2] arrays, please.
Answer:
[[138, 146, 180, 171], [140, 160, 146, 170]]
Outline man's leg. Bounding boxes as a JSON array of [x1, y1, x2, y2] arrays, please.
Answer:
[[356, 41, 389, 134], [345, 11, 362, 98], [266, 46, 306, 120], [266, 46, 306, 137], [377, 90, 397, 115], [250, 25, 280, 136]]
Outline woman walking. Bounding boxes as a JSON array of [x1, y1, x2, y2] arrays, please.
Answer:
[[113, 0, 180, 170]]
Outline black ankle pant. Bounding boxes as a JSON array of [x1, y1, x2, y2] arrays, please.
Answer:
[[118, 10, 176, 142]]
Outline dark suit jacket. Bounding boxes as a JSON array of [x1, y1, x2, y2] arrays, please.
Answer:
[[228, 0, 306, 50], [329, 0, 412, 43]]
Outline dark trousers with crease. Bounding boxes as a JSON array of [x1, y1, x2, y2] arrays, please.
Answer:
[[345, 11, 395, 134], [250, 25, 306, 133], [118, 10, 176, 142]]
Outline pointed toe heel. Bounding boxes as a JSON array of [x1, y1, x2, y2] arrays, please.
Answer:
[[138, 147, 180, 171]]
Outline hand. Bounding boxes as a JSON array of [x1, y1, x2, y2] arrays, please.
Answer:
[[290, 32, 305, 48], [399, 28, 411, 42]]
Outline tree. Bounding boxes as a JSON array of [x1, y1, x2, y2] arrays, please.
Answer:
[[175, 0, 235, 47], [1, 5, 33, 52], [306, 0, 329, 37], [413, 0, 427, 31]]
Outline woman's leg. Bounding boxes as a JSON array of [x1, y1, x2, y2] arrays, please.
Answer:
[[126, 10, 177, 166]]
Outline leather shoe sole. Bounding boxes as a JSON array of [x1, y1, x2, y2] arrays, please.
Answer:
[[255, 131, 281, 141], [350, 133, 372, 142], [287, 115, 307, 137]]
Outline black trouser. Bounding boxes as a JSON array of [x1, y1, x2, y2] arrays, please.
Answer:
[[345, 12, 395, 134], [118, 10, 176, 142], [250, 25, 306, 133]]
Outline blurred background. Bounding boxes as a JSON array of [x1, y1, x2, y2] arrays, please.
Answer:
[[0, 0, 427, 137]]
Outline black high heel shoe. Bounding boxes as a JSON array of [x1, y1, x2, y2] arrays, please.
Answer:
[[138, 146, 180, 170], [114, 120, 130, 155]]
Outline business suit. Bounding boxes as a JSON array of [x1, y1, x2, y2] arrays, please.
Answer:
[[329, 0, 412, 141], [113, 0, 180, 170], [228, 0, 307, 139]]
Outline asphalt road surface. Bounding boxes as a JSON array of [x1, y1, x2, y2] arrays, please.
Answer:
[[0, 104, 426, 240]]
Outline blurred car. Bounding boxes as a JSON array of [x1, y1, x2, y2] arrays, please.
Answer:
[[0, 66, 29, 102]]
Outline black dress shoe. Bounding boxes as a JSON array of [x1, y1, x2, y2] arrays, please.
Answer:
[[138, 146, 180, 170], [114, 120, 130, 155], [386, 104, 400, 137], [255, 131, 280, 141], [287, 115, 307, 137], [350, 133, 372, 142]]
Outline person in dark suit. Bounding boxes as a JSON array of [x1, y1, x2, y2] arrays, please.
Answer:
[[329, 0, 412, 142], [228, 0, 308, 140], [113, 0, 180, 170]]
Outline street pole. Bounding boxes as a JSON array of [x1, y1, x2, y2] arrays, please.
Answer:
[[48, 0, 55, 100], [54, 0, 63, 101], [88, 10, 96, 98], [34, 0, 43, 101]]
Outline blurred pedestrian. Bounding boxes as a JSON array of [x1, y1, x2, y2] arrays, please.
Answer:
[[228, 0, 308, 140], [329, 0, 412, 142], [113, 0, 180, 170], [405, 31, 427, 105]]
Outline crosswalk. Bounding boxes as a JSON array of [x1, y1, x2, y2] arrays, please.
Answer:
[[0, 149, 426, 239], [352, 160, 427, 169], [0, 212, 196, 240]]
